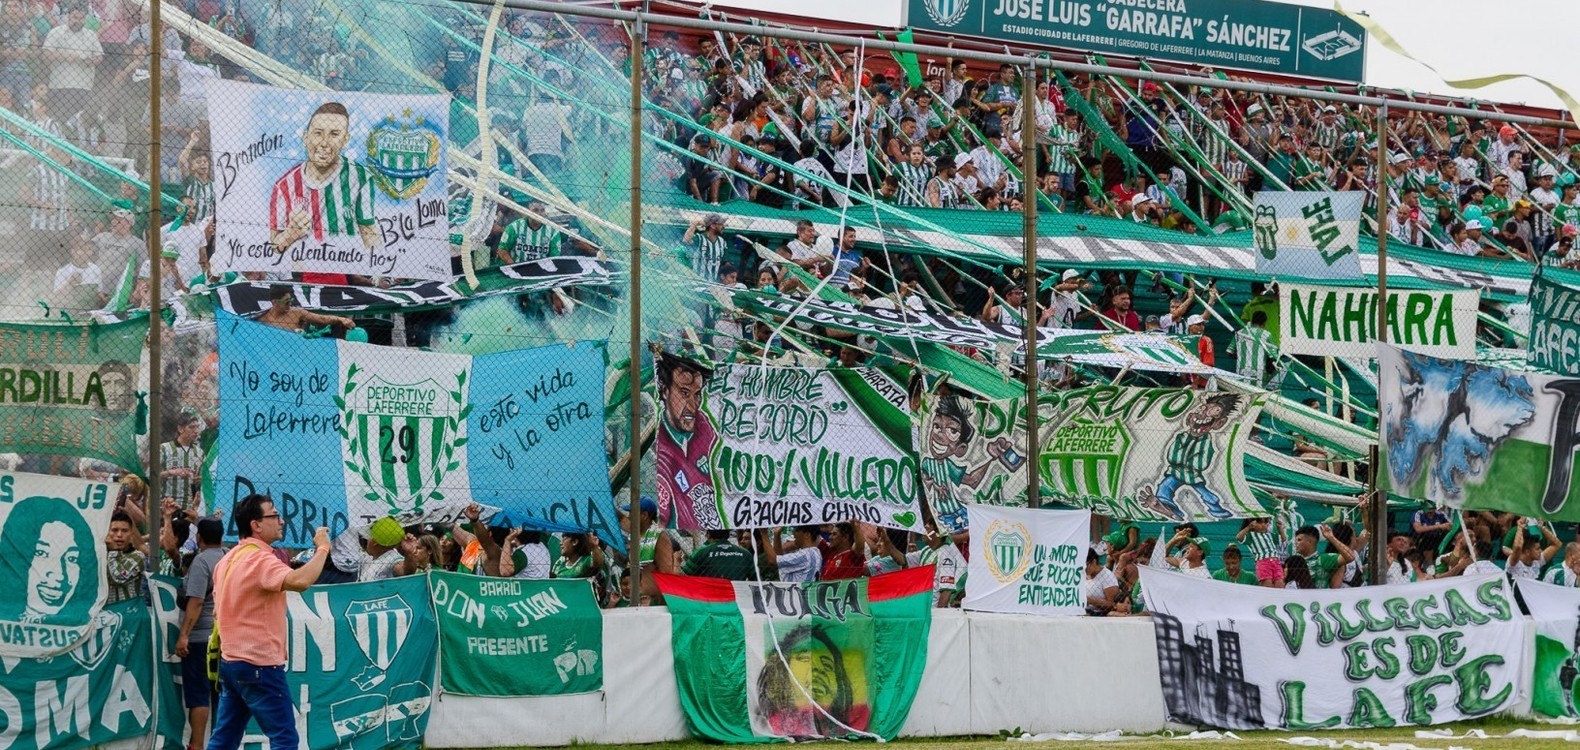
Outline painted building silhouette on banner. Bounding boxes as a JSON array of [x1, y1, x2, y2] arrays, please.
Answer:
[[1151, 612, 1265, 728]]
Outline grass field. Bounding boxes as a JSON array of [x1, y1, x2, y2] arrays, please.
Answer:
[[509, 717, 1580, 750]]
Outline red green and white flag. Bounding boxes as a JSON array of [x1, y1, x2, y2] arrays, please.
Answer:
[[655, 567, 934, 743]]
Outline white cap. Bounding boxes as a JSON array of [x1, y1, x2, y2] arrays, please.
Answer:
[[1539, 164, 1559, 178], [1186, 314, 1206, 328], [1389, 152, 1411, 165], [1132, 193, 1153, 206], [1061, 269, 1081, 280], [1465, 219, 1485, 230], [1246, 103, 1264, 116], [954, 153, 974, 169]]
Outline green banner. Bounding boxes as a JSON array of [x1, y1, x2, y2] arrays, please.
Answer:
[[906, 0, 1365, 82], [923, 386, 1270, 527], [655, 568, 934, 742], [0, 597, 157, 750], [1530, 267, 1580, 376], [430, 571, 602, 697], [0, 318, 147, 472], [152, 575, 438, 750]]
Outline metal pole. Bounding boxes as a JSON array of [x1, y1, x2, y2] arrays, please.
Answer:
[[146, 0, 164, 568], [458, 0, 1574, 130], [1021, 63, 1040, 510], [1368, 101, 1390, 585], [625, 20, 645, 604]]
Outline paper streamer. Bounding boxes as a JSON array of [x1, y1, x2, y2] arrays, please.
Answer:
[[1335, 1, 1580, 126]]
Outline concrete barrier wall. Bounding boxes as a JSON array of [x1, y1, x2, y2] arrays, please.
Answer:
[[426, 608, 1168, 747]]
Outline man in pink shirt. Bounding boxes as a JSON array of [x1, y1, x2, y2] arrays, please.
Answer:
[[206, 495, 331, 750]]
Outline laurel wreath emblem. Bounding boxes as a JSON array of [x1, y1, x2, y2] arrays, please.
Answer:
[[335, 363, 472, 515], [923, 0, 970, 28]]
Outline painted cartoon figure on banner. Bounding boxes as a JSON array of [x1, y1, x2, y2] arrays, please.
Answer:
[[269, 102, 382, 255], [654, 351, 723, 529], [919, 395, 1011, 533], [0, 496, 99, 625], [1138, 394, 1244, 521], [1381, 349, 1536, 507]]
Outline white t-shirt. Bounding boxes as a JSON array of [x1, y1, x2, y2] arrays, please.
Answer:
[[521, 103, 571, 158], [785, 236, 833, 263], [42, 25, 101, 90], [1083, 566, 1120, 603], [512, 543, 553, 579], [54, 263, 101, 292], [907, 543, 966, 593], [1176, 561, 1212, 578], [1507, 558, 1543, 581]]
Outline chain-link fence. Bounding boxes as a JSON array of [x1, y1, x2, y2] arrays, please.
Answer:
[[0, 0, 1561, 599]]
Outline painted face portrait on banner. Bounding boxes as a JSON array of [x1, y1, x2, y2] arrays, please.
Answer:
[[0, 496, 99, 625]]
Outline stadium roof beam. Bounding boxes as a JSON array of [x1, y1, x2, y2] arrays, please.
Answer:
[[472, 0, 1573, 129]]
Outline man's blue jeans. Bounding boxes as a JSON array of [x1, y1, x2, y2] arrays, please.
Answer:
[[206, 660, 298, 750]]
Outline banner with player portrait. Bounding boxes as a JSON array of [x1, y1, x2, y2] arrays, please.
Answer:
[[206, 80, 452, 281]]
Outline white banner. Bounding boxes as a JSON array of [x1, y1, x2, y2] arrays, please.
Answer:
[[1280, 284, 1479, 359], [0, 471, 118, 657], [962, 505, 1089, 616], [1142, 569, 1526, 729], [1253, 191, 1365, 280], [207, 79, 452, 281], [1515, 578, 1580, 719]]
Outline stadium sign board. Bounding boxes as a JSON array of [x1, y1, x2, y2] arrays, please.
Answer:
[[906, 0, 1365, 83]]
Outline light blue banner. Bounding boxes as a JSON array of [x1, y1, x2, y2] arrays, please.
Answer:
[[214, 312, 616, 549], [1252, 190, 1365, 280]]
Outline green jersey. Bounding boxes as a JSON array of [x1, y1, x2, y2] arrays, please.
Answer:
[[1164, 431, 1216, 485], [681, 541, 754, 580], [551, 553, 596, 579], [1213, 568, 1259, 585], [1230, 326, 1277, 383], [1304, 552, 1340, 589], [1481, 193, 1511, 223], [498, 218, 564, 263], [687, 233, 727, 281], [895, 162, 932, 208], [1239, 529, 1279, 561]]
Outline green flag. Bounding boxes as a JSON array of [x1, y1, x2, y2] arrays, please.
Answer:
[[153, 575, 438, 750], [430, 571, 602, 696], [0, 598, 157, 750], [0, 318, 148, 472], [655, 567, 933, 742]]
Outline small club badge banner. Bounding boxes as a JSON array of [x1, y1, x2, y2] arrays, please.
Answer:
[[1279, 284, 1477, 359], [655, 567, 933, 742], [0, 318, 146, 472], [1142, 568, 1524, 730], [0, 597, 157, 750], [1529, 266, 1580, 376], [922, 386, 1268, 528], [962, 505, 1089, 616], [215, 312, 616, 549], [206, 79, 451, 281], [1253, 191, 1364, 280], [1379, 343, 1580, 521], [1516, 578, 1580, 718], [430, 571, 602, 697], [0, 471, 116, 658], [653, 357, 923, 533]]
